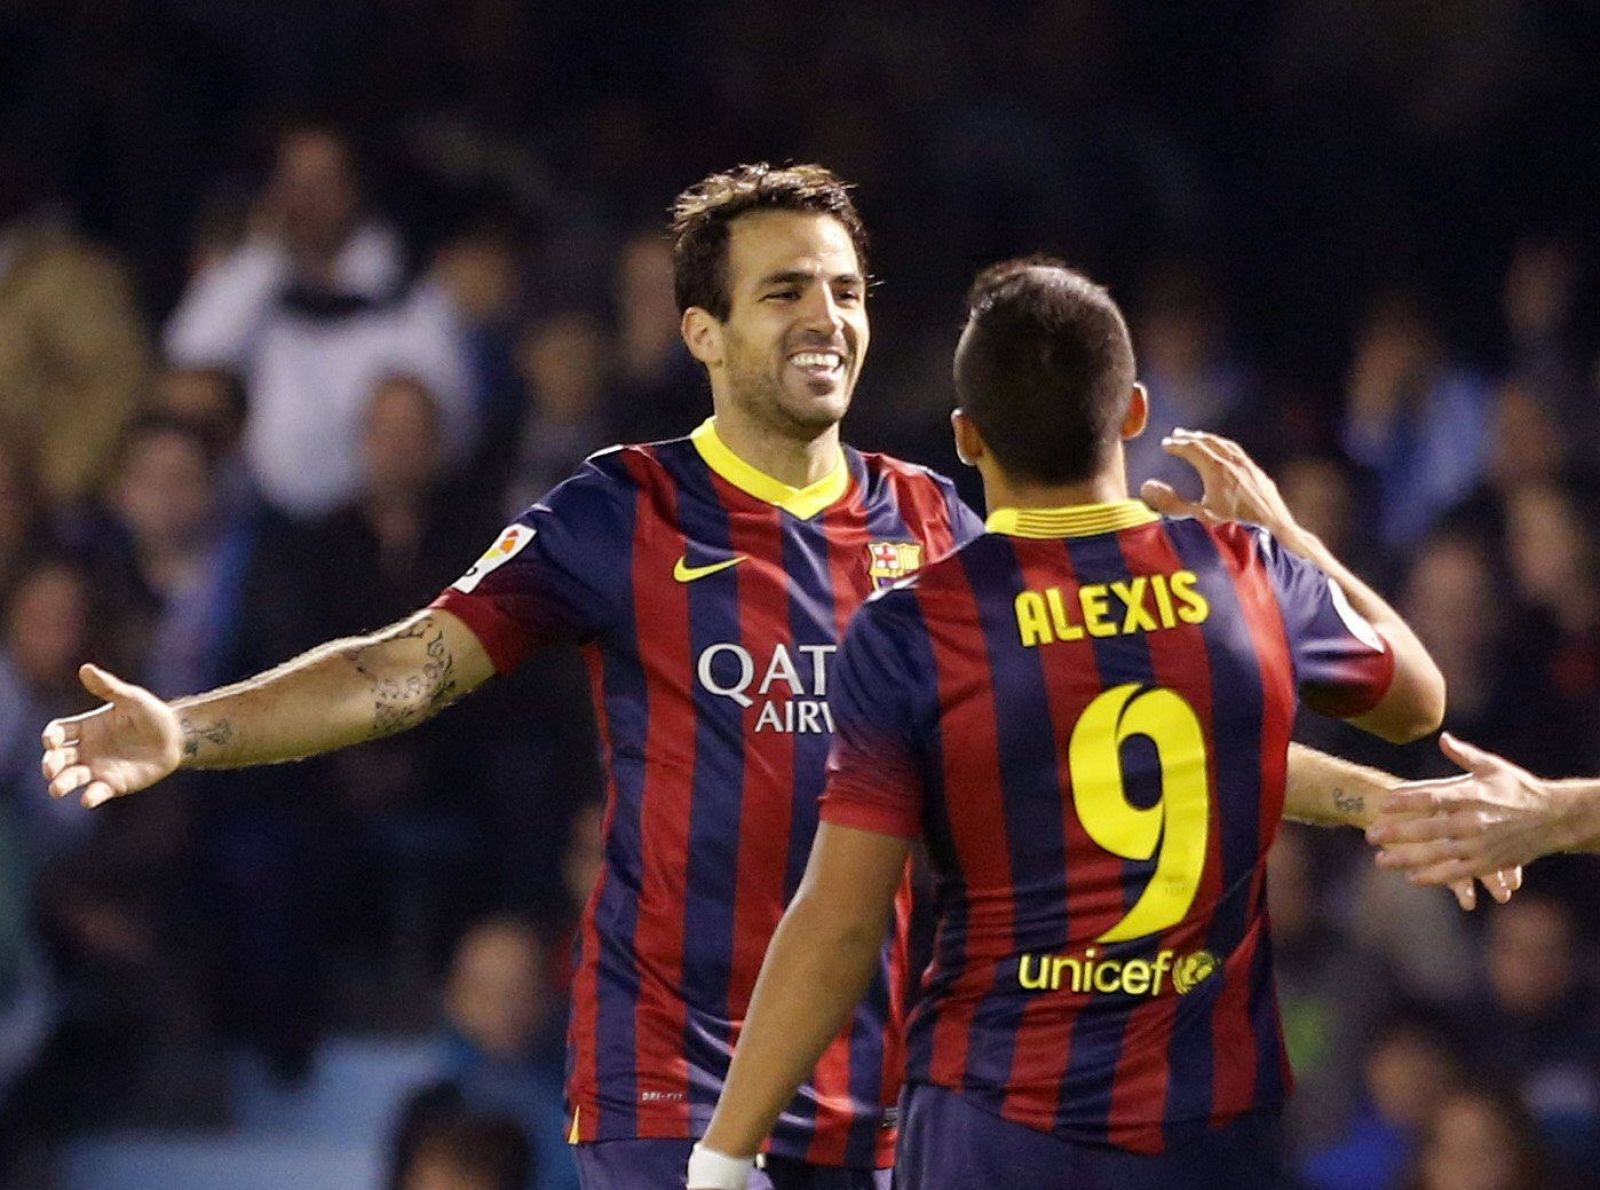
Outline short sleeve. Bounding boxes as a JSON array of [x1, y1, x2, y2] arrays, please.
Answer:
[[820, 595, 926, 839], [1254, 529, 1395, 718], [430, 456, 631, 673], [947, 493, 988, 548]]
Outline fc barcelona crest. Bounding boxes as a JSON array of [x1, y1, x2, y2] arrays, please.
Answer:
[[867, 540, 923, 588]]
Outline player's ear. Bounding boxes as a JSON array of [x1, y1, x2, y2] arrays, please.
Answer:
[[1120, 383, 1150, 441], [681, 307, 723, 368], [951, 409, 984, 467]]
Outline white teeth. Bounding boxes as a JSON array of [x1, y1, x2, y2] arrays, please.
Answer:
[[790, 352, 842, 369]]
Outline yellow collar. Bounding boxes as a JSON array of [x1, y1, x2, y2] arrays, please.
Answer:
[[985, 501, 1160, 539], [690, 419, 850, 519]]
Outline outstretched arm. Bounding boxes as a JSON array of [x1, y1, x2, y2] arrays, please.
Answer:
[[1369, 733, 1600, 884], [41, 609, 495, 807], [688, 823, 910, 1189]]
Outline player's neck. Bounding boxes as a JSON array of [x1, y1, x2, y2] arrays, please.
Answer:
[[708, 413, 842, 490], [981, 461, 1129, 513]]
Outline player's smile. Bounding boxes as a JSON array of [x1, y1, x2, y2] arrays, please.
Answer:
[[785, 343, 849, 391]]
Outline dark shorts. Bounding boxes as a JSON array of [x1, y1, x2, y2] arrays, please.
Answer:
[[896, 1083, 1289, 1190], [574, 1138, 891, 1190]]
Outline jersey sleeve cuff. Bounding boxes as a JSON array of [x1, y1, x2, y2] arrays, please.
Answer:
[[430, 589, 532, 674], [820, 788, 920, 839], [1303, 637, 1396, 718]]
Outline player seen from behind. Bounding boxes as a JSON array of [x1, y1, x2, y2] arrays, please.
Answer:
[[687, 258, 1458, 1190]]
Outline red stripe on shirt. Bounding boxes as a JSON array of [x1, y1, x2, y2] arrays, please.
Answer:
[[915, 560, 1013, 1090], [996, 540, 1100, 1130], [1205, 526, 1298, 1117]]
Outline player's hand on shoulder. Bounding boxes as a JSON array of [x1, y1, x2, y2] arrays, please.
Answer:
[[40, 664, 184, 809], [1140, 428, 1303, 545]]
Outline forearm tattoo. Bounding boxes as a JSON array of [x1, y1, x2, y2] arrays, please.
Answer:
[[1333, 787, 1365, 818], [181, 716, 234, 760], [348, 617, 459, 739]]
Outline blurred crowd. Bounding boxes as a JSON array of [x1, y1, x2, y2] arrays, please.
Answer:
[[3, 2, 1600, 1188]]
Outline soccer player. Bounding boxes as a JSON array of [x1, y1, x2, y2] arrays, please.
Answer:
[[41, 162, 979, 1190], [686, 259, 1447, 1190], [42, 169, 1434, 1189], [1370, 733, 1600, 882]]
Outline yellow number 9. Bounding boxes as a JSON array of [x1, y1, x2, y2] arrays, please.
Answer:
[[1069, 683, 1209, 943]]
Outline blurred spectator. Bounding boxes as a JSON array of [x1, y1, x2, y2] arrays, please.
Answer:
[[603, 229, 701, 445], [393, 1101, 534, 1190], [503, 311, 612, 516], [540, 800, 604, 1001], [0, 428, 45, 604], [1502, 239, 1595, 461], [199, 374, 500, 1066], [1403, 1086, 1559, 1190], [1485, 381, 1567, 500], [1342, 290, 1494, 550], [0, 133, 149, 511], [164, 123, 475, 519], [1270, 825, 1393, 1158], [1301, 1013, 1463, 1190], [1126, 262, 1260, 497], [3, 557, 195, 1123], [84, 413, 251, 698], [395, 916, 576, 1190], [433, 220, 530, 485], [1395, 531, 1543, 771], [1277, 452, 1385, 584], [148, 367, 255, 518], [1496, 481, 1600, 773], [1461, 895, 1600, 1174]]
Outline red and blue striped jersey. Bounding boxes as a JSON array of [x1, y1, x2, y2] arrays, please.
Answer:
[[819, 501, 1394, 1153], [432, 419, 982, 1167]]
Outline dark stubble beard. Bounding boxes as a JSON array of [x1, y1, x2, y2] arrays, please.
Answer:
[[723, 338, 851, 443]]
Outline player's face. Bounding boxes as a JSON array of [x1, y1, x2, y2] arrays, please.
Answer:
[[715, 210, 869, 438]]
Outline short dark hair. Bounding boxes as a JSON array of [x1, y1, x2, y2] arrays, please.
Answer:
[[954, 257, 1136, 485], [670, 163, 868, 320]]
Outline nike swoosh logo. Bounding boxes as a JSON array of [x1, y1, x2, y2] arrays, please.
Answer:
[[673, 554, 748, 583]]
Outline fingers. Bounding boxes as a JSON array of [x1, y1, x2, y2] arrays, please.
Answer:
[[1160, 435, 1233, 479], [1139, 479, 1211, 521], [48, 765, 94, 800], [1482, 867, 1522, 904], [1367, 809, 1470, 847], [79, 663, 125, 702], [42, 744, 78, 779], [1405, 858, 1476, 888], [1437, 731, 1500, 776], [1373, 839, 1459, 873], [1448, 879, 1477, 912], [81, 781, 118, 810]]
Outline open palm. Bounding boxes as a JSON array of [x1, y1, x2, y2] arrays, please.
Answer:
[[40, 664, 184, 808]]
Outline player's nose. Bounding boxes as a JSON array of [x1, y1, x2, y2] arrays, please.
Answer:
[[797, 286, 845, 335]]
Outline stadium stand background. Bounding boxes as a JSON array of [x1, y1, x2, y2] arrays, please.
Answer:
[[3, 2, 1600, 1186]]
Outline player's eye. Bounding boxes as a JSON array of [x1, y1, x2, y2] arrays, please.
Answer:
[[834, 287, 863, 304], [765, 289, 800, 302]]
